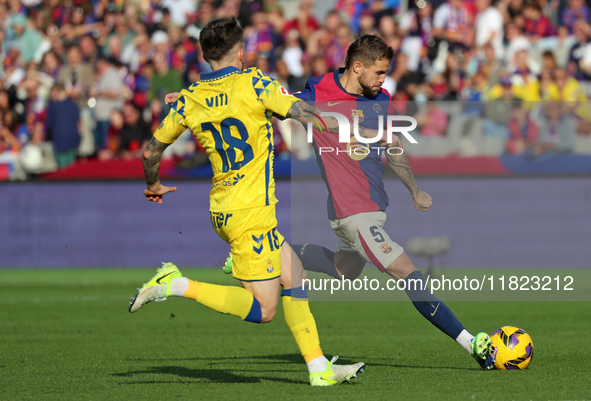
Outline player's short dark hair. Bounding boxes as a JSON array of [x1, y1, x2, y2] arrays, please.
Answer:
[[344, 35, 394, 70], [199, 16, 243, 62]]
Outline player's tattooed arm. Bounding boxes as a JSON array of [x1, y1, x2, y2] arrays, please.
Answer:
[[385, 150, 433, 211], [142, 137, 177, 203], [142, 137, 168, 186], [287, 100, 379, 138]]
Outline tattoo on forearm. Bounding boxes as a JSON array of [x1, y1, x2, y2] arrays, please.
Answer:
[[288, 101, 379, 138], [142, 137, 169, 186], [287, 102, 341, 136], [385, 151, 419, 196]]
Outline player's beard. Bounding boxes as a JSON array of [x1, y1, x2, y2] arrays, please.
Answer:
[[358, 72, 380, 98]]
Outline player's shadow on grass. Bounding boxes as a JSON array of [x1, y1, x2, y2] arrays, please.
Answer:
[[113, 365, 305, 385], [260, 355, 474, 371], [364, 356, 475, 371], [124, 353, 473, 371], [124, 353, 304, 364]]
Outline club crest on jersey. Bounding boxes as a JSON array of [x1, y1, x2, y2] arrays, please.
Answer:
[[380, 243, 393, 254], [351, 109, 364, 122]]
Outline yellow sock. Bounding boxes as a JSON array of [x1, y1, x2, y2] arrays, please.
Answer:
[[282, 296, 323, 362], [184, 280, 261, 322]]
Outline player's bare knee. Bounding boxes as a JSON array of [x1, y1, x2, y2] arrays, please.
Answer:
[[260, 306, 277, 323], [256, 296, 277, 323]]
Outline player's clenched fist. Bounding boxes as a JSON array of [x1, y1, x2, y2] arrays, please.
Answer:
[[412, 190, 432, 212]]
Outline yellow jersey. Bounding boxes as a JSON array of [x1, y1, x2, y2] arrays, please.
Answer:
[[154, 66, 298, 212]]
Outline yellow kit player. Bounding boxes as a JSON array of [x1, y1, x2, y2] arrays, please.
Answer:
[[128, 16, 365, 386]]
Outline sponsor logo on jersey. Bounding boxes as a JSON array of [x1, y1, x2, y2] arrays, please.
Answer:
[[211, 211, 233, 228], [232, 173, 245, 186], [213, 173, 245, 189]]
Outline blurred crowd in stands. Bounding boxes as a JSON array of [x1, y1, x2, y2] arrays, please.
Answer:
[[1, 0, 591, 179]]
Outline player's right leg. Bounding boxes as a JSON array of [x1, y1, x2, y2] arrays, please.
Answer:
[[334, 211, 495, 369], [240, 277, 280, 323], [130, 206, 282, 323], [279, 242, 365, 386]]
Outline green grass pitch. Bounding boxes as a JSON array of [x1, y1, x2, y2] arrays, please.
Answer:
[[1, 268, 590, 400]]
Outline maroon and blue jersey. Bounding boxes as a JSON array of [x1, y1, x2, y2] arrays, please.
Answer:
[[295, 68, 393, 220]]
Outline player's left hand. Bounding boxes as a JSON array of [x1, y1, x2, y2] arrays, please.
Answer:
[[144, 183, 177, 204], [413, 191, 432, 212], [165, 92, 180, 105]]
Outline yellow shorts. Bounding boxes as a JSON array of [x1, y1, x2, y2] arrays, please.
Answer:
[[211, 205, 284, 281]]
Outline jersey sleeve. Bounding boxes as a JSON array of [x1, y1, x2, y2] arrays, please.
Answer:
[[153, 93, 189, 144], [251, 69, 299, 118], [294, 76, 321, 101]]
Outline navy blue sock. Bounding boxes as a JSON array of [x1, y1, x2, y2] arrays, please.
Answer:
[[292, 244, 340, 279], [404, 270, 465, 340]]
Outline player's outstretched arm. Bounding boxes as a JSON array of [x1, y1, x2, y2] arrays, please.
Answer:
[[287, 100, 380, 138], [384, 142, 432, 212], [164, 93, 383, 140], [142, 136, 177, 204]]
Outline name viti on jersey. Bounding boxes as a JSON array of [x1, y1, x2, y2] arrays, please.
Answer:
[[206, 93, 229, 107]]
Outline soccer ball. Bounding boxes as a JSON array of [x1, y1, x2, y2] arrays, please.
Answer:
[[491, 326, 534, 370]]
